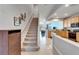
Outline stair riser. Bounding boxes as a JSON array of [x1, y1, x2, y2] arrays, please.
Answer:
[[29, 27, 38, 28], [29, 25, 38, 26], [29, 29, 37, 30], [27, 33, 37, 34], [26, 34, 37, 36], [30, 25, 37, 27], [30, 24, 38, 25], [22, 48, 39, 51], [26, 33, 37, 34], [25, 39, 36, 41], [26, 36, 37, 37], [28, 30, 37, 32], [28, 30, 37, 31], [32, 23, 37, 24], [25, 37, 37, 40], [26, 37, 37, 39], [31, 23, 38, 24], [27, 32, 37, 34], [25, 40, 37, 41], [23, 41, 36, 44], [31, 20, 38, 21], [24, 39, 37, 43], [28, 28, 37, 30], [31, 21, 38, 22], [26, 35, 37, 37], [29, 25, 37, 26], [28, 31, 37, 34], [31, 24, 38, 25], [23, 43, 37, 46], [29, 26, 38, 29], [27, 30, 37, 32]]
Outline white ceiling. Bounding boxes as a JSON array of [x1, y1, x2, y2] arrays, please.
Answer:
[[0, 4, 79, 21], [38, 4, 79, 20], [38, 4, 55, 19]]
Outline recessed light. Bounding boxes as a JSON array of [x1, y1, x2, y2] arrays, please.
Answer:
[[53, 19, 59, 21], [65, 4, 70, 7]]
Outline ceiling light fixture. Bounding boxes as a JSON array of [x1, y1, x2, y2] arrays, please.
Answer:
[[53, 19, 59, 21], [65, 4, 70, 7]]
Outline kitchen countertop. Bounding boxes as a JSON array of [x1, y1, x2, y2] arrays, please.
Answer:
[[52, 32, 79, 47]]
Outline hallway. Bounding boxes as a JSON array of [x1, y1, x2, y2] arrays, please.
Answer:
[[0, 4, 79, 55], [21, 38, 53, 55]]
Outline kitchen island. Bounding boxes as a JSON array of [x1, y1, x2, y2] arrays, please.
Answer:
[[52, 33, 79, 55]]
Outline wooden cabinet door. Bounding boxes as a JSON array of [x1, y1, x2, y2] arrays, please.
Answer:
[[48, 31, 51, 38], [0, 31, 8, 55], [8, 31, 21, 55]]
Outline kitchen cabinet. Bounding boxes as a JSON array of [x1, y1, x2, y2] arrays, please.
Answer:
[[63, 16, 79, 28]]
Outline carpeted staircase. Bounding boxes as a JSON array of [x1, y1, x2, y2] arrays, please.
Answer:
[[22, 18, 39, 51]]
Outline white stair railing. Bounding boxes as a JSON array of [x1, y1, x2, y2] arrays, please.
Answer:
[[21, 15, 33, 48]]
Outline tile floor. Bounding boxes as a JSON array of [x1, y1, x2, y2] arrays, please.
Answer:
[[21, 38, 53, 55]]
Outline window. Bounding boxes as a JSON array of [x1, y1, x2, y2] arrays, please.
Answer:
[[48, 20, 63, 30]]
